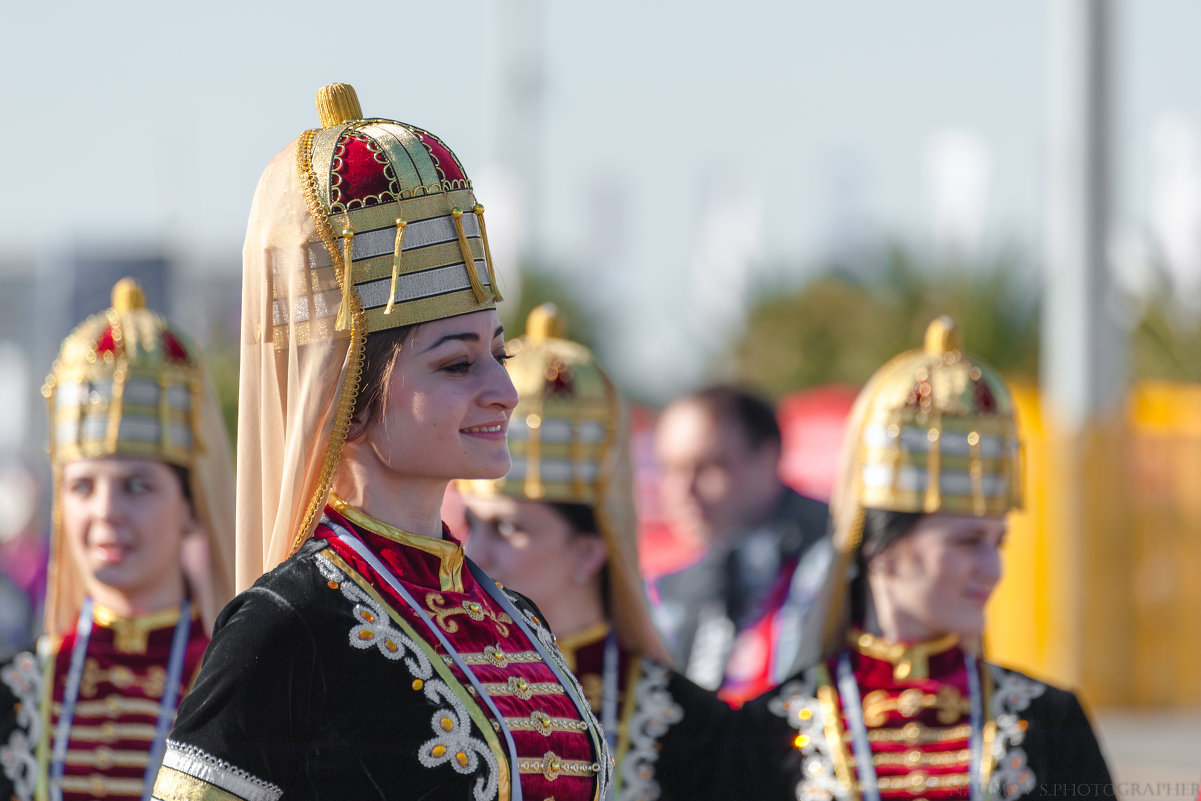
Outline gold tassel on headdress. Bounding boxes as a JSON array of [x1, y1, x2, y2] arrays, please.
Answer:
[[336, 228, 355, 331], [384, 218, 407, 315], [451, 208, 490, 304], [473, 204, 502, 302]]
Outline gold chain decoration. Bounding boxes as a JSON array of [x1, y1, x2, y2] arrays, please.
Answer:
[[290, 129, 367, 556]]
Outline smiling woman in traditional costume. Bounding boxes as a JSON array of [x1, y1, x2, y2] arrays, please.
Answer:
[[458, 304, 732, 801], [151, 84, 611, 801], [0, 279, 236, 801], [728, 317, 1113, 801]]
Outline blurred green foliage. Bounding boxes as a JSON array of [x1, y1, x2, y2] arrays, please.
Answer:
[[721, 246, 1042, 397], [203, 337, 240, 451], [1127, 262, 1201, 384]]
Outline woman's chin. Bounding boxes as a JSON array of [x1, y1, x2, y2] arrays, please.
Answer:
[[461, 457, 512, 481]]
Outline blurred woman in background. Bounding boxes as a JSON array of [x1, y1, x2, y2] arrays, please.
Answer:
[[730, 317, 1112, 801], [1, 278, 235, 801], [460, 304, 733, 800]]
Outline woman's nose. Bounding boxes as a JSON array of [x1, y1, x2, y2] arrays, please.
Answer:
[[482, 359, 518, 410], [977, 546, 1003, 583], [86, 480, 126, 525]]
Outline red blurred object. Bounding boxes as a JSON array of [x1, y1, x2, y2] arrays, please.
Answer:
[[776, 384, 858, 503]]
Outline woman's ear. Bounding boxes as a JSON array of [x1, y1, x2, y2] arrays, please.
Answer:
[[346, 409, 370, 443], [571, 536, 608, 584], [865, 545, 898, 577], [178, 496, 199, 535]]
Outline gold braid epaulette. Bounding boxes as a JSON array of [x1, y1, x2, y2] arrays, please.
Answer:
[[290, 129, 367, 556]]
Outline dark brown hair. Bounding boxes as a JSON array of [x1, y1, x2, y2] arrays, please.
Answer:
[[851, 508, 927, 624], [685, 384, 781, 451], [347, 324, 417, 441]]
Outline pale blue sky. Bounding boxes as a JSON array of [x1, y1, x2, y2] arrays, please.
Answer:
[[2, 0, 1198, 395]]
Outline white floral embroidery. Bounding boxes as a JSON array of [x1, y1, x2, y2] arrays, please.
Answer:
[[987, 665, 1045, 801], [0, 651, 42, 801], [417, 681, 499, 801], [317, 553, 434, 679], [767, 678, 847, 801], [509, 591, 613, 798], [618, 661, 684, 801], [317, 552, 499, 800]]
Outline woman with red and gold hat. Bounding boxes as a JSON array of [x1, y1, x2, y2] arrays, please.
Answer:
[[727, 318, 1112, 801], [0, 279, 236, 801], [458, 304, 733, 801], [152, 85, 611, 801]]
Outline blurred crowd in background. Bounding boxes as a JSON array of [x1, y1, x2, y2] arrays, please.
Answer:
[[1, 0, 1200, 719]]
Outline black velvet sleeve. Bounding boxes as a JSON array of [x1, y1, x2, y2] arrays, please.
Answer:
[[721, 671, 818, 801], [648, 669, 738, 801], [167, 582, 321, 791], [1023, 683, 1115, 797]]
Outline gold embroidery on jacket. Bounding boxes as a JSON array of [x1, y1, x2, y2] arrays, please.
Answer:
[[80, 659, 166, 699], [426, 593, 511, 637], [861, 685, 968, 727]]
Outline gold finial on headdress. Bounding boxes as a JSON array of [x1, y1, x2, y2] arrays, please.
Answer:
[[526, 303, 566, 343], [316, 83, 364, 128], [923, 315, 961, 357], [111, 277, 146, 313]]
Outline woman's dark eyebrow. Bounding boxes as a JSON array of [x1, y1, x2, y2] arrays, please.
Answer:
[[422, 326, 506, 353]]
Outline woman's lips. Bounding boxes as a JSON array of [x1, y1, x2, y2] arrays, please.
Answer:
[[461, 422, 507, 440], [964, 588, 993, 603], [93, 543, 130, 565]]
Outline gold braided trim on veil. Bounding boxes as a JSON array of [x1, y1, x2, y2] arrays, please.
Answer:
[[289, 128, 368, 555]]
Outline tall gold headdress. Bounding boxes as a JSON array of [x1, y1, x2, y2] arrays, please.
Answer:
[[459, 305, 667, 661], [41, 278, 236, 636], [237, 83, 503, 589], [813, 316, 1023, 658]]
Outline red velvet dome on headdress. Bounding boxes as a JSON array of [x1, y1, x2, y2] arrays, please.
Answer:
[[295, 83, 501, 337]]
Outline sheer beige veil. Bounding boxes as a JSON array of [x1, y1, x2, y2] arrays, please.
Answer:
[[459, 305, 669, 662], [43, 279, 236, 636], [234, 138, 359, 590]]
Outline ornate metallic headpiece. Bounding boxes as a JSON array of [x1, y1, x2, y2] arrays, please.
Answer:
[[467, 304, 619, 504], [284, 82, 501, 347], [43, 278, 204, 469], [846, 315, 1023, 518]]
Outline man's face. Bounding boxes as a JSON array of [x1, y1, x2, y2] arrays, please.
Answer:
[[653, 402, 780, 544]]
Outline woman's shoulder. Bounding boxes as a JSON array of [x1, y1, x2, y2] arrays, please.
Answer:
[[211, 538, 345, 635], [740, 663, 827, 717], [984, 661, 1093, 719], [984, 661, 1114, 791]]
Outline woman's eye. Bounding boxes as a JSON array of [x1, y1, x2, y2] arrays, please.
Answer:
[[494, 351, 513, 367], [127, 477, 151, 493], [66, 480, 92, 496], [443, 360, 473, 375], [497, 520, 518, 538]]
